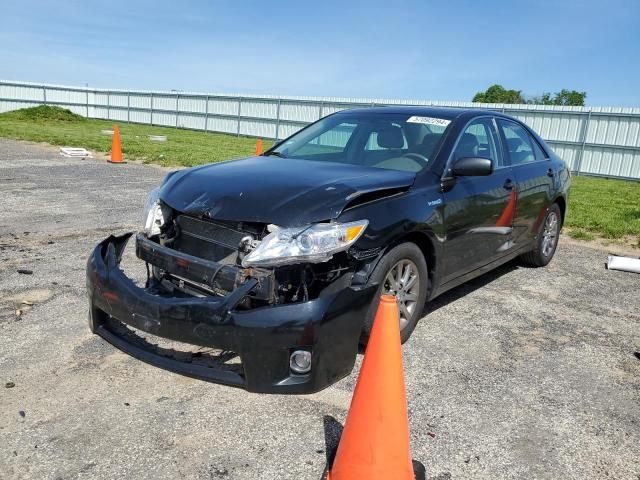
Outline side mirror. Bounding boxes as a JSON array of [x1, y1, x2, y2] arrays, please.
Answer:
[[452, 157, 493, 176]]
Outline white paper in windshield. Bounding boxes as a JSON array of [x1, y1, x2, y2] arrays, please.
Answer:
[[406, 116, 451, 127]]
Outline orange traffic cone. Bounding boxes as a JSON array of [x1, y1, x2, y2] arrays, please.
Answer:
[[255, 138, 263, 156], [108, 124, 125, 164], [327, 294, 424, 480]]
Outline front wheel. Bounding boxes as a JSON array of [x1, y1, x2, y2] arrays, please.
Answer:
[[361, 242, 428, 345], [520, 203, 562, 267]]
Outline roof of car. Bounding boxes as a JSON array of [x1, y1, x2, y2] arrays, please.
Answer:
[[336, 105, 513, 121]]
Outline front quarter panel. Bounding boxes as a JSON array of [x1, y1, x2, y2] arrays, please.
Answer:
[[337, 182, 446, 283]]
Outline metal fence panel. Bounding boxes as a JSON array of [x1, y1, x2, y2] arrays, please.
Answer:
[[129, 109, 152, 124], [153, 111, 176, 127], [513, 111, 584, 142], [178, 96, 206, 114], [240, 119, 277, 138], [94, 92, 109, 107], [581, 146, 640, 179], [153, 94, 177, 112], [277, 122, 305, 139], [0, 80, 639, 180], [587, 115, 640, 147], [208, 98, 238, 116], [130, 94, 151, 109], [109, 108, 128, 122], [279, 102, 321, 122], [0, 100, 34, 112], [45, 88, 85, 104], [240, 100, 278, 119], [546, 143, 580, 171], [93, 106, 109, 119], [109, 93, 128, 108], [179, 113, 206, 130], [207, 116, 237, 134], [0, 83, 43, 102]]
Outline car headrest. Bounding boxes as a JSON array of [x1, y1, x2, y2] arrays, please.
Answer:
[[507, 137, 524, 152], [409, 133, 439, 159], [456, 133, 479, 157], [376, 126, 404, 149], [419, 134, 439, 157]]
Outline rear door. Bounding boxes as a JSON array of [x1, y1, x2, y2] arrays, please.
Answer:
[[441, 117, 515, 284], [496, 119, 554, 246]]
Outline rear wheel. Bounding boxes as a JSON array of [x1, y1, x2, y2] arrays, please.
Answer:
[[520, 203, 562, 267], [361, 242, 428, 345]]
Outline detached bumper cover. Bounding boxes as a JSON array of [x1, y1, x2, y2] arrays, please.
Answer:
[[86, 233, 376, 394]]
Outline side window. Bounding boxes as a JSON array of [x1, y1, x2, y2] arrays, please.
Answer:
[[530, 136, 548, 160], [452, 118, 503, 168], [498, 120, 536, 165], [295, 122, 357, 156]]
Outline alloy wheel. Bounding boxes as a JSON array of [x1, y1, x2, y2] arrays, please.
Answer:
[[542, 211, 559, 257], [383, 259, 420, 331]]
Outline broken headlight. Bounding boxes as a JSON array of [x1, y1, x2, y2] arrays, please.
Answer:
[[143, 187, 165, 236], [241, 220, 368, 267]]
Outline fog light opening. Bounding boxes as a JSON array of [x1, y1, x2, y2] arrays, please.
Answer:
[[290, 350, 312, 375]]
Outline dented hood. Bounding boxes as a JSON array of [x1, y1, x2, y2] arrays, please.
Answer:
[[159, 156, 416, 226]]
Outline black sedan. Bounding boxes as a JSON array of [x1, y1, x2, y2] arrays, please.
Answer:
[[86, 107, 570, 394]]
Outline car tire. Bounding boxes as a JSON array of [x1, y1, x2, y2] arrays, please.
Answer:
[[361, 242, 429, 345], [520, 203, 562, 267]]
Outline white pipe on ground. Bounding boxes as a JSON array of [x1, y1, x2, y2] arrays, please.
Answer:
[[607, 255, 640, 274]]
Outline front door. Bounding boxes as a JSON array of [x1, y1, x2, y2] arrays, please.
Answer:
[[441, 117, 515, 284]]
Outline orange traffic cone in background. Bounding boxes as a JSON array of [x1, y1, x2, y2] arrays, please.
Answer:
[[255, 138, 263, 156], [327, 294, 424, 480], [108, 124, 125, 164]]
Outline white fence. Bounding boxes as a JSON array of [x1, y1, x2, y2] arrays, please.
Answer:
[[1, 80, 640, 180]]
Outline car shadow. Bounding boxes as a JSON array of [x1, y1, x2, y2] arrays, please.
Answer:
[[357, 259, 521, 354], [422, 259, 520, 316]]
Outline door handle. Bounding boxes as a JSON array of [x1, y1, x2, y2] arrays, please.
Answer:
[[547, 168, 555, 178], [503, 179, 514, 190]]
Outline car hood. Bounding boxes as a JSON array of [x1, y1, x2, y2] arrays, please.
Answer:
[[159, 156, 416, 226]]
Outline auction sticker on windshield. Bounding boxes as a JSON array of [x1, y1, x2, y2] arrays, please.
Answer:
[[406, 116, 451, 127]]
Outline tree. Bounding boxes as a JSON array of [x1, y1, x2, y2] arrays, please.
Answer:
[[550, 89, 587, 106], [472, 84, 525, 104], [473, 85, 587, 106]]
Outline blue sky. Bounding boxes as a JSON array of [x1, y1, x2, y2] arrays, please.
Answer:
[[1, 0, 639, 106]]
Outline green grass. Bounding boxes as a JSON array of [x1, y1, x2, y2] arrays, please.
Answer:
[[0, 106, 270, 167], [567, 229, 595, 241], [566, 176, 640, 241], [1, 106, 639, 245]]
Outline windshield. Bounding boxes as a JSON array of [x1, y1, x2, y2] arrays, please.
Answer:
[[270, 112, 451, 172]]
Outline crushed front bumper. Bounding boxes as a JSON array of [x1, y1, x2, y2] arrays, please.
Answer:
[[86, 233, 376, 394]]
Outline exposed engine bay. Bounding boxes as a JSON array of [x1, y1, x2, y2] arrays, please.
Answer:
[[145, 206, 373, 309]]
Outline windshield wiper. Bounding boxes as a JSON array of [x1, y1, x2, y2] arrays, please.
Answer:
[[265, 151, 287, 158]]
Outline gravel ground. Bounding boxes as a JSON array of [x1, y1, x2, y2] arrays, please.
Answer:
[[1, 138, 639, 480]]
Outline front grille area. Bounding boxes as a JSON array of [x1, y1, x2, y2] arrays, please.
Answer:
[[174, 215, 252, 263]]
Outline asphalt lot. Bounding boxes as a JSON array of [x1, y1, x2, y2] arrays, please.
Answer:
[[1, 138, 639, 480]]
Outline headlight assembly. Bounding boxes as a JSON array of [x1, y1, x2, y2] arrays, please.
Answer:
[[143, 187, 166, 236], [241, 220, 368, 267]]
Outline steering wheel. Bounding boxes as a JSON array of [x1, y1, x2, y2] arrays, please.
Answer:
[[402, 152, 430, 166]]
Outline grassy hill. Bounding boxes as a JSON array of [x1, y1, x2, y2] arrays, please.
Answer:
[[0, 106, 267, 167]]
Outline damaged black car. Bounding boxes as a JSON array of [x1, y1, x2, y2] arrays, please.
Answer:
[[86, 107, 570, 393]]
